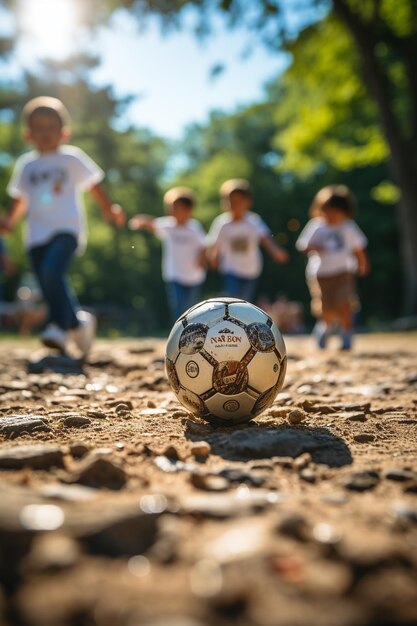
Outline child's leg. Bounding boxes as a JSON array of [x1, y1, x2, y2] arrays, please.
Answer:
[[165, 282, 186, 323], [337, 299, 354, 350], [29, 234, 78, 331], [182, 283, 203, 313], [222, 274, 257, 302]]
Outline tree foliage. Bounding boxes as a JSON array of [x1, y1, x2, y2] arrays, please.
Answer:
[[0, 0, 410, 331]]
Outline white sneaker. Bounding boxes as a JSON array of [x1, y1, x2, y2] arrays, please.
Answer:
[[71, 310, 96, 357], [41, 324, 67, 353]]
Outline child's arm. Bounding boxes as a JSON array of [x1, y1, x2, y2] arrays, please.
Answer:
[[205, 243, 219, 270], [197, 246, 208, 269], [355, 248, 370, 276], [88, 183, 126, 227], [128, 215, 156, 233], [0, 197, 27, 234], [261, 234, 289, 263]]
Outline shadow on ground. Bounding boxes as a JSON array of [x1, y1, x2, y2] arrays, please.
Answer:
[[186, 423, 352, 468]]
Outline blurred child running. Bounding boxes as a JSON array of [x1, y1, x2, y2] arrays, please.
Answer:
[[0, 96, 126, 356], [296, 185, 370, 350], [207, 178, 288, 303], [129, 187, 206, 323]]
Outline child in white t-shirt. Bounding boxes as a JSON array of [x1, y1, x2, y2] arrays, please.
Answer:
[[0, 96, 126, 355], [207, 179, 288, 303], [296, 185, 370, 350], [129, 187, 206, 323]]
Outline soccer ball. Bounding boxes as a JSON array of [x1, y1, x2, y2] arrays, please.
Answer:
[[165, 297, 287, 425]]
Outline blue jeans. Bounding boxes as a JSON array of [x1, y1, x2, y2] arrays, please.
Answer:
[[222, 273, 258, 303], [29, 233, 79, 331], [165, 281, 203, 323]]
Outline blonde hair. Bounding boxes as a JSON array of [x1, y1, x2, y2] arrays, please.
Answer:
[[219, 178, 252, 198], [163, 186, 195, 209], [309, 184, 356, 217], [22, 96, 71, 130]]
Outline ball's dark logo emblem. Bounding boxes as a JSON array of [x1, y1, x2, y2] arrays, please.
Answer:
[[178, 388, 207, 416], [223, 399, 240, 412], [218, 327, 233, 334], [246, 322, 275, 352], [165, 358, 180, 392], [185, 360, 199, 378], [273, 363, 279, 373], [213, 361, 248, 395], [179, 323, 208, 355]]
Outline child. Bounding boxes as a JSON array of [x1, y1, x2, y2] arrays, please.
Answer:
[[129, 187, 206, 323], [296, 185, 369, 350], [207, 178, 288, 302], [0, 96, 125, 355]]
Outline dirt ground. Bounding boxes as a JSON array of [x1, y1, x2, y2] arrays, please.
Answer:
[[0, 332, 416, 626]]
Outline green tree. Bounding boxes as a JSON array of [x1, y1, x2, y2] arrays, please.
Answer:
[[82, 0, 416, 315]]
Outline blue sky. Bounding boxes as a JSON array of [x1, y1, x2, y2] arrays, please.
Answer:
[[1, 3, 289, 139], [90, 10, 289, 137]]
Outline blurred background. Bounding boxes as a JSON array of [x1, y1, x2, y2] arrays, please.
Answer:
[[0, 0, 415, 336]]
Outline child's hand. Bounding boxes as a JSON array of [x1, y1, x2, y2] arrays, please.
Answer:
[[107, 204, 126, 227], [357, 258, 370, 276], [274, 248, 289, 263], [128, 215, 152, 231]]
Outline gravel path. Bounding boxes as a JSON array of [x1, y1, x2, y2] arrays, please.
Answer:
[[0, 333, 416, 626]]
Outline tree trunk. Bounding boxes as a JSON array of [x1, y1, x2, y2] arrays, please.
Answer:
[[333, 0, 417, 316], [395, 176, 417, 316]]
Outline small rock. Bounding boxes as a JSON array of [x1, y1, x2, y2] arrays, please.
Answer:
[[0, 443, 64, 470], [384, 468, 417, 482], [190, 441, 211, 459], [71, 456, 127, 490], [287, 409, 306, 424], [162, 445, 182, 460], [60, 415, 91, 428], [218, 467, 267, 487], [344, 412, 367, 422], [353, 433, 376, 443], [69, 442, 90, 458], [86, 410, 107, 419], [344, 470, 380, 492], [115, 402, 133, 414], [0, 415, 51, 439], [293, 452, 312, 471], [300, 468, 317, 483], [190, 473, 229, 492]]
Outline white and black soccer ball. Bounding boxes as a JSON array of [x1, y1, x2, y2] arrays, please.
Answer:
[[165, 297, 287, 425]]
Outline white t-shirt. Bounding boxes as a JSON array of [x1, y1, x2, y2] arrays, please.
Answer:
[[207, 212, 270, 279], [154, 216, 206, 285], [297, 219, 368, 278], [7, 145, 104, 250]]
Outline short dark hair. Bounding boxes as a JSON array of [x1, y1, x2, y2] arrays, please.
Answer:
[[22, 96, 71, 129], [322, 193, 355, 217], [309, 184, 356, 217]]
